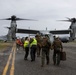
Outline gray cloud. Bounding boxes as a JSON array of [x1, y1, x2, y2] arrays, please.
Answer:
[[0, 0, 76, 36]]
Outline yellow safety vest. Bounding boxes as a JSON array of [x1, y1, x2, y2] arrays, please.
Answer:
[[24, 40, 29, 48], [30, 38, 37, 47]]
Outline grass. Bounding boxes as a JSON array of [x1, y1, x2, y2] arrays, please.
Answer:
[[0, 42, 12, 52], [69, 40, 76, 43]]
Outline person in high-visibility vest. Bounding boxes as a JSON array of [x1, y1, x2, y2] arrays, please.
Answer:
[[24, 37, 29, 60], [30, 37, 37, 62]]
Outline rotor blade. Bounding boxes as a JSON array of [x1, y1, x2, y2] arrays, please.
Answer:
[[0, 18, 11, 20], [16, 18, 37, 21], [57, 20, 71, 22], [65, 17, 71, 20]]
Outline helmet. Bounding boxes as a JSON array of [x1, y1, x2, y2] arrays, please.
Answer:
[[56, 35, 59, 38], [17, 36, 20, 39]]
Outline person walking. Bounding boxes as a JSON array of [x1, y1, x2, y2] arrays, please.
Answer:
[[30, 36, 37, 62], [16, 38, 23, 50], [24, 37, 29, 60], [41, 36, 51, 67], [35, 34, 42, 57], [52, 36, 63, 65]]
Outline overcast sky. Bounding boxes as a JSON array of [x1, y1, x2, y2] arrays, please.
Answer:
[[0, 0, 76, 37]]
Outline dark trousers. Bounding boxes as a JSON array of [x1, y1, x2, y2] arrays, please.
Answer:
[[16, 44, 20, 49], [37, 45, 41, 57], [30, 45, 37, 61], [24, 47, 29, 59], [41, 48, 49, 66], [53, 50, 60, 65]]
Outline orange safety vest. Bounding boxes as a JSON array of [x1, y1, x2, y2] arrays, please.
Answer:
[[16, 39, 20, 44]]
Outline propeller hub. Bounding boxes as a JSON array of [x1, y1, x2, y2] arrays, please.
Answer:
[[11, 15, 16, 21]]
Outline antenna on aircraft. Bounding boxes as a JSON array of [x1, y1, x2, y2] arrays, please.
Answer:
[[46, 27, 47, 31]]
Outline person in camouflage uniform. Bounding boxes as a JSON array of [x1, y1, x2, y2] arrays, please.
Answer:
[[35, 34, 42, 57], [41, 35, 51, 67], [52, 36, 63, 65]]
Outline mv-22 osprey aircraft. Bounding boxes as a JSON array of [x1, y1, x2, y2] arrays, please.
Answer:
[[0, 15, 76, 42]]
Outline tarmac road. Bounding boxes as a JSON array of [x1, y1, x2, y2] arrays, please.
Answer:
[[0, 42, 76, 75]]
